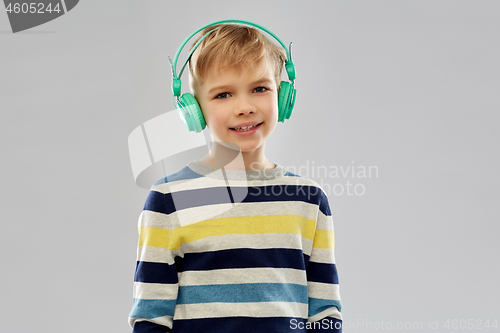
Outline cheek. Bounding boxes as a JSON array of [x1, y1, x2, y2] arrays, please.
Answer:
[[265, 95, 279, 116], [206, 109, 229, 131]]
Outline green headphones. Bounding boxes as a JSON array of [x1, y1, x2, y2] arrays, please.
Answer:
[[168, 19, 297, 133]]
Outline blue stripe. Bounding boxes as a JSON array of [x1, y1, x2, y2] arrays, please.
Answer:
[[284, 170, 301, 178], [134, 261, 178, 284], [307, 262, 339, 284], [129, 298, 176, 319], [142, 190, 173, 214], [177, 283, 308, 304], [242, 185, 329, 216], [144, 186, 240, 213], [173, 186, 237, 209], [317, 190, 332, 216], [308, 298, 342, 316], [143, 184, 331, 217], [175, 248, 308, 272], [154, 165, 204, 185], [172, 316, 308, 333]]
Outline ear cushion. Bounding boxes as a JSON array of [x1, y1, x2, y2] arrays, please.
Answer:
[[179, 93, 206, 133], [284, 87, 296, 121], [278, 81, 291, 123]]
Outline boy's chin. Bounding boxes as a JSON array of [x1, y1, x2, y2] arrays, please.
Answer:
[[211, 140, 241, 152], [238, 143, 267, 153]]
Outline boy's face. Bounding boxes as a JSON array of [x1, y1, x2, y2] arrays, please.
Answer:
[[194, 59, 279, 155]]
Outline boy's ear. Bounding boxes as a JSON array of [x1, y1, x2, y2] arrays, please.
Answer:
[[188, 72, 195, 94], [191, 84, 200, 100], [188, 74, 202, 99]]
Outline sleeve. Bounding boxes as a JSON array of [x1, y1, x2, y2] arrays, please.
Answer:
[[128, 188, 179, 333], [306, 189, 343, 333]]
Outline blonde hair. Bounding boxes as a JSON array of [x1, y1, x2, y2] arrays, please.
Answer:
[[188, 23, 287, 95]]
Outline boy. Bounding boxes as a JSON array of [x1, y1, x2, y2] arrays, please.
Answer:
[[129, 21, 343, 332]]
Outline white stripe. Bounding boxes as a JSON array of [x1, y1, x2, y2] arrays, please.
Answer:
[[309, 248, 336, 264], [175, 202, 236, 227], [133, 282, 178, 300], [178, 268, 307, 286], [174, 302, 308, 320], [137, 233, 314, 263], [138, 195, 318, 229], [129, 317, 173, 330], [138, 210, 177, 229], [136, 235, 334, 263], [307, 281, 341, 300], [139, 200, 319, 230], [153, 172, 323, 194], [174, 200, 318, 228], [316, 211, 334, 230], [137, 246, 175, 264], [187, 200, 317, 223], [179, 233, 313, 255]]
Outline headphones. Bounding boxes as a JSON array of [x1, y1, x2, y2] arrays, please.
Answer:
[[168, 19, 297, 133]]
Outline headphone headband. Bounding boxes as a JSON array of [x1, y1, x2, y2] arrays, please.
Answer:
[[169, 19, 296, 97]]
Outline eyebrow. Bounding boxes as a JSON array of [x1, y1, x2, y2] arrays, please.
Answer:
[[207, 78, 274, 95]]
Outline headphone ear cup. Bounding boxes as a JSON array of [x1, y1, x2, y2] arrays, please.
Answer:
[[285, 87, 296, 120], [277, 81, 290, 123], [176, 93, 206, 133], [277, 81, 294, 123]]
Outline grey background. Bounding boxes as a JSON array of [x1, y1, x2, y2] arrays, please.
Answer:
[[1, 1, 498, 332]]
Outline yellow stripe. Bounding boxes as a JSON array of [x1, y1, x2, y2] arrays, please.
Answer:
[[139, 226, 173, 248], [139, 215, 316, 250], [313, 229, 335, 249]]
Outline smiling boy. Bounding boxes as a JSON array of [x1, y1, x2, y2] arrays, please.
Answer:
[[129, 21, 343, 333]]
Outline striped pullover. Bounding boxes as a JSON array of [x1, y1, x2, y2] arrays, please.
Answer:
[[129, 160, 343, 332]]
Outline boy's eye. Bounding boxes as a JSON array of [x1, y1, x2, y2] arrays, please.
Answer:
[[215, 92, 230, 99], [254, 86, 267, 93]]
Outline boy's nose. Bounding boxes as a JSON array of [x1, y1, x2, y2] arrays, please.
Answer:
[[234, 96, 255, 115]]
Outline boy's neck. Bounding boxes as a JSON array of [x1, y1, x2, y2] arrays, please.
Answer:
[[199, 143, 275, 171]]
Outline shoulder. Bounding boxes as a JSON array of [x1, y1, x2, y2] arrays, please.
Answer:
[[153, 164, 203, 187], [140, 164, 203, 211], [280, 168, 325, 194], [279, 168, 331, 213], [148, 163, 207, 195], [144, 162, 228, 212]]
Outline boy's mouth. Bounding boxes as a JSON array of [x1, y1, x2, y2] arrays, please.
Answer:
[[229, 122, 263, 132]]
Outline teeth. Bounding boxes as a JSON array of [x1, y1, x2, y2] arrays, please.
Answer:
[[233, 123, 259, 131]]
